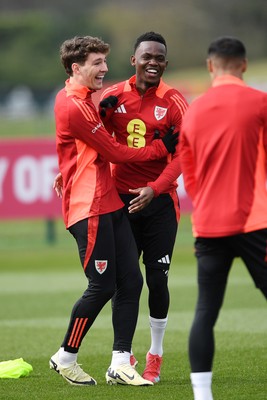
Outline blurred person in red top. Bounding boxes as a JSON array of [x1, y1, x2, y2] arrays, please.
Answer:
[[49, 35, 177, 388], [180, 36, 267, 400], [99, 31, 188, 383]]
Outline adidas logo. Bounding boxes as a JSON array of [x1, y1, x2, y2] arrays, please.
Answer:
[[115, 104, 127, 113], [157, 254, 170, 264]]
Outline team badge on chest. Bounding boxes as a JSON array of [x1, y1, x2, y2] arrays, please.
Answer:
[[154, 106, 167, 121], [95, 260, 108, 274]]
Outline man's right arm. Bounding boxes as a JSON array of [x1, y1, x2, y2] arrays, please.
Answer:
[[68, 99, 177, 163]]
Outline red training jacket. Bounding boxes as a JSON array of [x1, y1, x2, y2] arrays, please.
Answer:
[[100, 75, 188, 197], [180, 75, 267, 237], [55, 79, 169, 228]]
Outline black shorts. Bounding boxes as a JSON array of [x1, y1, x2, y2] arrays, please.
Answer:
[[195, 229, 267, 292], [68, 209, 141, 282], [120, 193, 179, 270]]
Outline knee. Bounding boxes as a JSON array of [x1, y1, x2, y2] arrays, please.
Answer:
[[122, 268, 143, 297], [102, 285, 116, 301], [146, 268, 168, 293], [194, 306, 220, 329], [259, 285, 267, 299], [129, 269, 143, 294], [84, 282, 116, 303]]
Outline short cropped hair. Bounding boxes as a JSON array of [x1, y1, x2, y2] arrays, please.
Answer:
[[60, 36, 110, 76], [208, 36, 246, 60], [133, 31, 167, 53]]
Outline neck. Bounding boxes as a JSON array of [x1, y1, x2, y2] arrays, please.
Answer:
[[69, 75, 87, 87], [211, 69, 243, 82], [135, 78, 160, 95]]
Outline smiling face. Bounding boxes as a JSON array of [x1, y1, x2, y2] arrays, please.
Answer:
[[131, 41, 168, 94], [71, 52, 108, 90]]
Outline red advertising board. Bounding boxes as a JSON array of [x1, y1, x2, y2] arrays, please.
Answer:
[[0, 138, 61, 219], [0, 138, 192, 220]]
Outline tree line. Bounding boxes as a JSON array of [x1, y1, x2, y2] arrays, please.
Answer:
[[0, 0, 266, 101]]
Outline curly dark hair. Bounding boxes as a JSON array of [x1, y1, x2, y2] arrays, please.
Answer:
[[60, 36, 110, 76]]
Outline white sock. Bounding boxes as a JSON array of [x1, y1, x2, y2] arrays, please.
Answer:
[[148, 316, 168, 356], [110, 351, 130, 368], [190, 372, 213, 400], [58, 347, 77, 366]]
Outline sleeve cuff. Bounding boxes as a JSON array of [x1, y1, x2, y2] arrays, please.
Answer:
[[147, 183, 159, 197]]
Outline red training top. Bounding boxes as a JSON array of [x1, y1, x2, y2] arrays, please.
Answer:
[[100, 75, 188, 197], [180, 75, 267, 237], [55, 79, 169, 228]]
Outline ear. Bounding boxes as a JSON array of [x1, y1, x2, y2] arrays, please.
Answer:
[[242, 58, 248, 73], [206, 58, 213, 73], [72, 63, 80, 74], [130, 55, 136, 66]]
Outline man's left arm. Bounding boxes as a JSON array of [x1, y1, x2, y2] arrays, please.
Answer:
[[128, 95, 188, 213], [147, 150, 181, 197], [147, 94, 188, 196], [127, 143, 181, 213], [179, 130, 196, 201]]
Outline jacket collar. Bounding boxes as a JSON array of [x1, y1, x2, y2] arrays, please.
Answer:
[[126, 74, 163, 94], [212, 75, 246, 88], [65, 79, 95, 98]]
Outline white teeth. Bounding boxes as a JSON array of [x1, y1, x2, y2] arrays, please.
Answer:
[[147, 69, 157, 73]]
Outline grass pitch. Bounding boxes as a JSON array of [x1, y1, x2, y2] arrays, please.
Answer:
[[0, 215, 266, 400]]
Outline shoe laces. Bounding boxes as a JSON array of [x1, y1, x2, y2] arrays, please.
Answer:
[[120, 364, 136, 374], [68, 362, 88, 379], [146, 355, 161, 374]]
